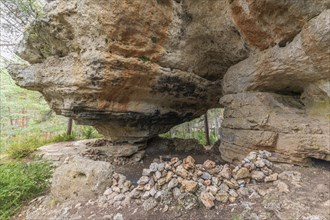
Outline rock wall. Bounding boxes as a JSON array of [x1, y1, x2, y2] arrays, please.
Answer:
[[220, 9, 330, 164], [220, 92, 329, 164], [9, 0, 330, 163]]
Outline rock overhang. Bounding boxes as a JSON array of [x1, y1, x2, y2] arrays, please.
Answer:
[[8, 0, 330, 162]]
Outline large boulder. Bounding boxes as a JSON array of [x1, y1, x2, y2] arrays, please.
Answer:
[[8, 0, 330, 163], [51, 157, 114, 201]]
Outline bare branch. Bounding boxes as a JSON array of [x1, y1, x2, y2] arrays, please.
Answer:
[[0, 43, 17, 46]]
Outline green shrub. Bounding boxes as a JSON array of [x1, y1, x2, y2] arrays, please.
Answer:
[[5, 136, 50, 159], [194, 130, 206, 145], [4, 127, 103, 159], [209, 130, 218, 145], [50, 133, 76, 143], [80, 127, 102, 139], [0, 161, 52, 220]]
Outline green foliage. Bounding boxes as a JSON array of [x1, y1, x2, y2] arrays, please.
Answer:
[[160, 109, 223, 146], [5, 135, 50, 159], [1, 0, 43, 23], [0, 68, 54, 147], [4, 128, 103, 159], [231, 213, 241, 220], [138, 56, 150, 62], [0, 161, 52, 220], [159, 133, 171, 139], [0, 68, 103, 157], [81, 126, 102, 139], [194, 130, 207, 145], [50, 133, 76, 143], [210, 130, 218, 145]]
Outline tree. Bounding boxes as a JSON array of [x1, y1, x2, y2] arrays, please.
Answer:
[[204, 111, 210, 146], [0, 0, 72, 148], [66, 118, 73, 136], [0, 0, 43, 64], [1, 1, 75, 139]]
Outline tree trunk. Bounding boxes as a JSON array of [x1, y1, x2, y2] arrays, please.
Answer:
[[204, 112, 210, 146], [8, 107, 13, 126], [66, 118, 73, 136], [215, 117, 220, 139]]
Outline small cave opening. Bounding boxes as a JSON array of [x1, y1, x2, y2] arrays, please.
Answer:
[[264, 87, 306, 110], [308, 157, 330, 171], [159, 108, 224, 147], [274, 90, 302, 97]]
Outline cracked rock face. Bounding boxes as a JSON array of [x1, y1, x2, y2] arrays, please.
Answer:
[[9, 0, 330, 162]]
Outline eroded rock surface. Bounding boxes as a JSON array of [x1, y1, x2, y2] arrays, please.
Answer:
[[9, 0, 330, 162], [220, 92, 330, 164], [51, 157, 114, 201], [220, 9, 330, 164]]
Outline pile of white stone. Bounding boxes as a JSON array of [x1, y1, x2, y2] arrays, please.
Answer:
[[103, 150, 279, 210]]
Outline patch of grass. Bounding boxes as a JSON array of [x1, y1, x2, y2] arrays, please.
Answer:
[[81, 127, 102, 139], [5, 133, 76, 159], [3, 126, 103, 160], [0, 161, 52, 220], [5, 136, 50, 159], [50, 133, 76, 143], [231, 213, 241, 220]]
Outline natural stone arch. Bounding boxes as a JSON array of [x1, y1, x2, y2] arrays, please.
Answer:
[[9, 0, 330, 164]]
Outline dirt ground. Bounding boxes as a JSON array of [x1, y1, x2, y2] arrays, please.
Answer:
[[13, 139, 330, 220]]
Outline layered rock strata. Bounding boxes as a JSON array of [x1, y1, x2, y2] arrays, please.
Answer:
[[220, 92, 330, 164], [9, 0, 330, 162], [220, 9, 330, 164]]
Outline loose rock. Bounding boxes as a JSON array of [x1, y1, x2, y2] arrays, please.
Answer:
[[200, 191, 215, 209], [143, 198, 158, 211], [137, 176, 150, 185], [215, 191, 229, 203], [203, 160, 216, 170], [98, 150, 286, 212], [251, 171, 265, 182], [234, 167, 250, 179], [220, 164, 231, 179], [277, 181, 290, 193], [181, 180, 198, 193], [265, 173, 278, 182], [183, 156, 195, 170], [176, 165, 189, 179]]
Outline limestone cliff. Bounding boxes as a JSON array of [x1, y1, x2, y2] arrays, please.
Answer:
[[9, 0, 330, 164]]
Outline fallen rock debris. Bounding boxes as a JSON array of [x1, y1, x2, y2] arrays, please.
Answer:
[[102, 150, 283, 210]]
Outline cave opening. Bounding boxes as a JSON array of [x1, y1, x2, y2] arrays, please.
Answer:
[[159, 108, 224, 147], [309, 157, 330, 171], [116, 108, 227, 185]]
